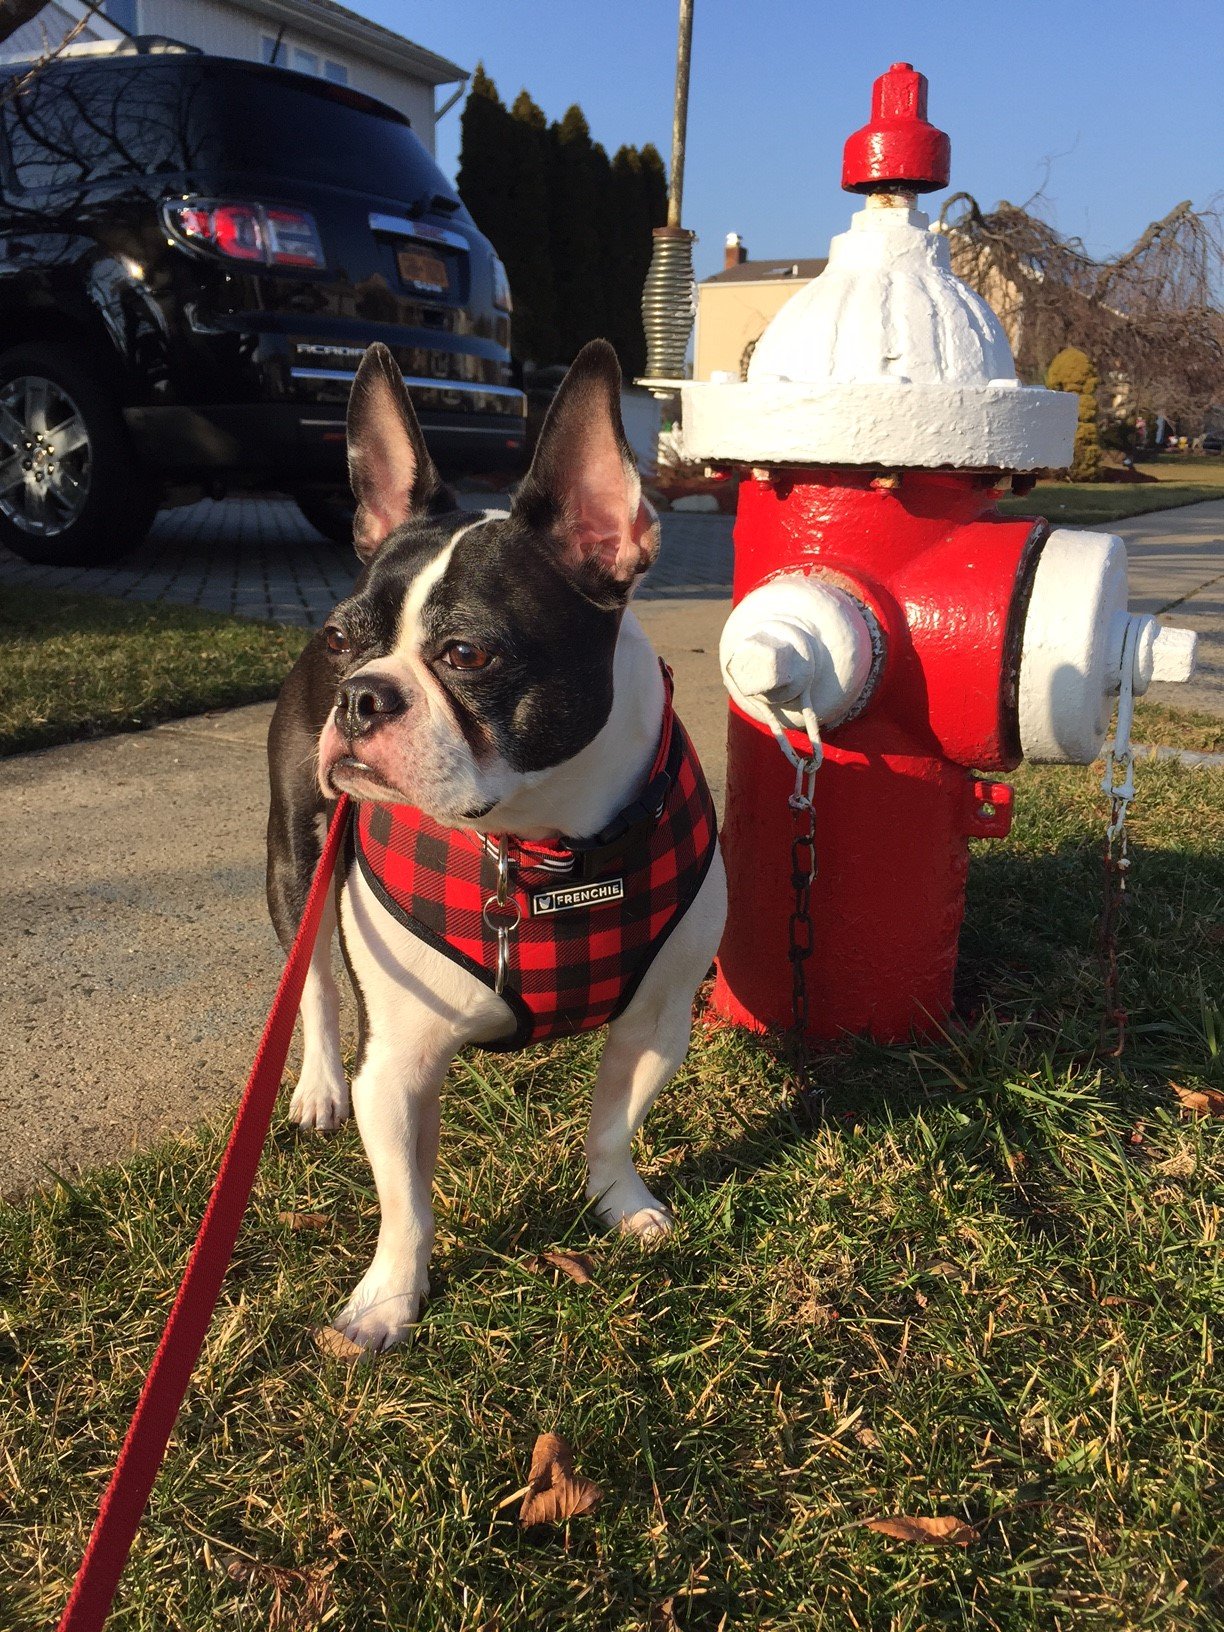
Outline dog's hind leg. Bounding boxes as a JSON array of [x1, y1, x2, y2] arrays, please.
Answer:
[[288, 888, 350, 1130], [585, 992, 691, 1240], [585, 851, 727, 1240]]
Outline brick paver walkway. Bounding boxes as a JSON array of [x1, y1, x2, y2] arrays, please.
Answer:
[[0, 493, 734, 626]]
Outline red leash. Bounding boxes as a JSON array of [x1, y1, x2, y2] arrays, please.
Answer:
[[57, 795, 351, 1632]]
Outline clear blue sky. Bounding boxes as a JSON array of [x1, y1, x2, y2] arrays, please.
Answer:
[[358, 0, 1222, 283]]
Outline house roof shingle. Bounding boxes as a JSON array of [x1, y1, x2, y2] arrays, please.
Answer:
[[705, 257, 827, 285]]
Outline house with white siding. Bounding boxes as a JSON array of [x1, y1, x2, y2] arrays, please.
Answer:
[[2, 0, 467, 155]]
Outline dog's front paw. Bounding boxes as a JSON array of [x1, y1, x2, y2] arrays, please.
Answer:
[[332, 1266, 427, 1352], [589, 1170, 675, 1244], [620, 1205, 675, 1244], [289, 1066, 350, 1131]]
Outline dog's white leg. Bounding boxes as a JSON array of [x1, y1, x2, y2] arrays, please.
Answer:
[[332, 1025, 453, 1350], [329, 862, 513, 1350], [288, 892, 350, 1131], [586, 998, 692, 1240], [586, 851, 727, 1240]]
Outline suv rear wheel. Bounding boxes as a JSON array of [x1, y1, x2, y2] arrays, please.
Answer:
[[0, 343, 160, 567], [295, 487, 357, 550]]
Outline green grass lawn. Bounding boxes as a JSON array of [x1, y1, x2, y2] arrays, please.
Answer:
[[996, 455, 1224, 529], [0, 585, 308, 756], [2, 757, 1221, 1630], [1142, 457, 1224, 487]]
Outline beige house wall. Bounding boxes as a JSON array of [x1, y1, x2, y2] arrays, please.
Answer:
[[694, 278, 819, 381]]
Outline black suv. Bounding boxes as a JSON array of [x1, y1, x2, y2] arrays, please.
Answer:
[[0, 39, 524, 566]]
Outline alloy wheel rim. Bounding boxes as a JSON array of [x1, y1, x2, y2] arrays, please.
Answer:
[[0, 375, 93, 536]]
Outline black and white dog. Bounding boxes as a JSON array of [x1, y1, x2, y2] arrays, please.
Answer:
[[267, 340, 726, 1351]]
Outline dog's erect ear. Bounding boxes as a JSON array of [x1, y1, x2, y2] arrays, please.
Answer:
[[347, 343, 443, 563], [515, 339, 659, 600]]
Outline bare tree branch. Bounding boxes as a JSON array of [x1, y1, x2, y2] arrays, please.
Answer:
[[1, 0, 109, 105], [943, 191, 1224, 429], [0, 0, 51, 47]]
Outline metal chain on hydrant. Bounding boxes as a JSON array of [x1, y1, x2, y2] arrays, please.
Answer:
[[1096, 619, 1142, 1058], [787, 756, 819, 1045], [760, 699, 823, 1092]]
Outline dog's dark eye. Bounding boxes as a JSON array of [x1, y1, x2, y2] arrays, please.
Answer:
[[323, 624, 350, 655], [442, 641, 492, 671]]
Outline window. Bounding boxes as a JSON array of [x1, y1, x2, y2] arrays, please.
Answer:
[[3, 61, 207, 192], [260, 33, 350, 87], [103, 0, 138, 32]]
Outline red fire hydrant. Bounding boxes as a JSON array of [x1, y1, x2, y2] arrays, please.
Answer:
[[680, 63, 1197, 1043]]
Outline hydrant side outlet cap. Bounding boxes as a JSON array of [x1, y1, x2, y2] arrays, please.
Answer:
[[1019, 529, 1127, 762], [842, 62, 951, 194], [720, 575, 875, 732]]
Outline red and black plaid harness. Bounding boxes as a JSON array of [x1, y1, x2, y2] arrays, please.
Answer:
[[351, 669, 718, 1050]]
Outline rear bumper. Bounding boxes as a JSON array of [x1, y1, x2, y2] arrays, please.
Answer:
[[125, 395, 527, 483]]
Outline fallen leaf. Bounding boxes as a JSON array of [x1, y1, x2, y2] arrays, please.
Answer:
[[526, 1250, 596, 1286], [865, 1514, 979, 1547], [1171, 1084, 1224, 1119], [1128, 1121, 1146, 1146], [926, 1261, 959, 1278], [216, 1552, 336, 1629], [313, 1326, 367, 1364], [519, 1433, 602, 1526], [653, 1596, 680, 1631], [1101, 1294, 1141, 1308], [855, 1426, 881, 1449], [278, 1211, 330, 1231], [914, 1290, 929, 1309]]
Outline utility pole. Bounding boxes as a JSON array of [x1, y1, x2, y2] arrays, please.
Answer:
[[640, 0, 697, 391], [668, 0, 694, 229]]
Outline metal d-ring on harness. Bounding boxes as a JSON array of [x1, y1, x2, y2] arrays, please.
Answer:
[[1096, 617, 1142, 1057], [481, 835, 522, 996]]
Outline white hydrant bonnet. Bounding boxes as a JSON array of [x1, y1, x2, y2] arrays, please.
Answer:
[[682, 199, 1077, 471]]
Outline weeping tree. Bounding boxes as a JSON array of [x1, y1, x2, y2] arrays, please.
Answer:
[[942, 193, 1224, 434]]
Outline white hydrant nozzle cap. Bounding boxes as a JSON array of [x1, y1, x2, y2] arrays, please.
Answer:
[[724, 618, 820, 704], [720, 575, 876, 740], [1019, 528, 1199, 762], [1146, 623, 1198, 686]]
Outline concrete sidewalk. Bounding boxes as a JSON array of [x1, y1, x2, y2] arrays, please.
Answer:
[[2, 498, 1220, 1195], [1109, 500, 1224, 715]]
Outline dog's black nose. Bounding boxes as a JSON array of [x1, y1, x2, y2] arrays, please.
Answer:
[[336, 675, 406, 739]]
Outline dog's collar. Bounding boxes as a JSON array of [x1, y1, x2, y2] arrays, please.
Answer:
[[484, 662, 676, 885]]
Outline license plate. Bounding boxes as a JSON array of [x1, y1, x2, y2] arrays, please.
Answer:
[[396, 246, 449, 294]]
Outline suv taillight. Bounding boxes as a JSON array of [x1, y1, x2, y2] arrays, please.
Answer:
[[491, 254, 512, 313], [163, 200, 325, 269]]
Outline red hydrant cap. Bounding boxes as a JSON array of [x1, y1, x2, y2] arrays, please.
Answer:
[[841, 62, 950, 194]]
